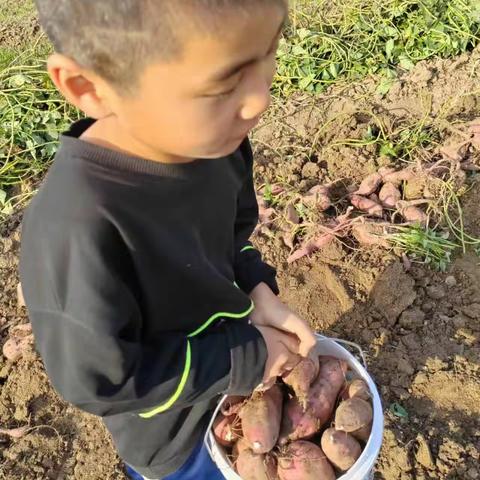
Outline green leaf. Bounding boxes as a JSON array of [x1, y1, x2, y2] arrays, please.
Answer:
[[297, 28, 312, 40], [376, 78, 395, 96], [292, 45, 307, 56], [0, 190, 6, 206], [390, 403, 409, 419], [380, 143, 398, 157], [399, 56, 415, 70], [386, 39, 395, 60]]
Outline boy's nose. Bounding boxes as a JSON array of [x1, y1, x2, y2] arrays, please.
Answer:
[[239, 75, 271, 121]]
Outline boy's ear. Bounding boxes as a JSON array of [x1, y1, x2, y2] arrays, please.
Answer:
[[47, 54, 113, 119]]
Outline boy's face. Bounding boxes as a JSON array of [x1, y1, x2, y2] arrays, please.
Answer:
[[105, 3, 287, 160]]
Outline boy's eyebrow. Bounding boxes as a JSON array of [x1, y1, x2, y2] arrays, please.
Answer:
[[209, 19, 286, 83]]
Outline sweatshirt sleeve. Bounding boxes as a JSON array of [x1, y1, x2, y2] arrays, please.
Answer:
[[20, 215, 267, 418], [234, 139, 279, 295]]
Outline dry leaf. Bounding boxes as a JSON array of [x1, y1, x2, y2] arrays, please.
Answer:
[[439, 141, 470, 162], [285, 204, 300, 224], [282, 231, 296, 250]]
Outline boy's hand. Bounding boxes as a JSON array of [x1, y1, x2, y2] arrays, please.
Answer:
[[255, 325, 301, 389], [250, 282, 317, 358]]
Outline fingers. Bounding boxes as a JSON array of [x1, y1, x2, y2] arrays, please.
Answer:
[[276, 313, 316, 358], [283, 354, 302, 372], [288, 319, 316, 357], [279, 332, 301, 355]]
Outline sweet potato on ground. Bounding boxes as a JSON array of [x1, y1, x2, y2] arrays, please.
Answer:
[[381, 167, 415, 185], [236, 449, 279, 480], [400, 205, 428, 225], [213, 413, 240, 447], [335, 397, 373, 433], [303, 185, 332, 212], [379, 182, 401, 209], [354, 173, 383, 196], [277, 441, 336, 480], [283, 357, 319, 407], [239, 384, 283, 453], [321, 428, 362, 471], [352, 223, 390, 248], [350, 195, 383, 217]]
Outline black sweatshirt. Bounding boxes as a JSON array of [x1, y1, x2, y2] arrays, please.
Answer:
[[19, 119, 278, 478]]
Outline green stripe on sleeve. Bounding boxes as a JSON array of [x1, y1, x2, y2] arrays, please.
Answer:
[[240, 245, 255, 253], [139, 340, 192, 419], [187, 301, 254, 338], [139, 301, 255, 418]]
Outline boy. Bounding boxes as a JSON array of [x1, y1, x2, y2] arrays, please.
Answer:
[[20, 1, 317, 479]]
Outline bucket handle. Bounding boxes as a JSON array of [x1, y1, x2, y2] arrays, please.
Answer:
[[316, 334, 368, 369]]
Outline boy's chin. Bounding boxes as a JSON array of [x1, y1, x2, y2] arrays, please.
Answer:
[[200, 137, 246, 159]]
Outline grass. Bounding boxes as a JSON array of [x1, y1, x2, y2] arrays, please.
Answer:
[[274, 0, 480, 95], [0, 41, 79, 216], [1, 0, 480, 224], [390, 225, 460, 271]]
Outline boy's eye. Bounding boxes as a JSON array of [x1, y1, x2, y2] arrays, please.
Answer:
[[203, 86, 237, 99]]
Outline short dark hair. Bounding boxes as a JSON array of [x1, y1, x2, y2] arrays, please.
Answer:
[[35, 0, 285, 93]]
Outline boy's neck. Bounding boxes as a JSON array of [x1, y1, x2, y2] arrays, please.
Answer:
[[80, 116, 194, 165]]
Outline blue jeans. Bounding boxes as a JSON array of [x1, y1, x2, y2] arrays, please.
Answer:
[[126, 441, 225, 480]]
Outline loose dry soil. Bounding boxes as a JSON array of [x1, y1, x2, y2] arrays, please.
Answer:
[[1, 40, 480, 480]]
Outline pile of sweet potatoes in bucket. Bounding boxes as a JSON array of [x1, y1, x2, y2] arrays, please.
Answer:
[[213, 356, 374, 479]]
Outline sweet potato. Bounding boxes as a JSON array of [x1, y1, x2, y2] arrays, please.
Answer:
[[279, 396, 321, 443], [303, 185, 332, 212], [335, 397, 373, 433], [347, 379, 371, 401], [283, 357, 319, 407], [354, 173, 383, 196], [221, 396, 246, 417], [239, 384, 283, 453], [321, 428, 362, 471], [400, 205, 428, 225], [350, 195, 383, 218], [236, 449, 279, 480], [213, 413, 240, 447], [352, 223, 390, 248], [307, 357, 348, 425], [351, 421, 372, 442], [232, 437, 251, 462], [381, 168, 415, 185], [277, 441, 336, 480], [379, 182, 401, 209]]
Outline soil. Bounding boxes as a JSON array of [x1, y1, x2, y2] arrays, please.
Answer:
[[0, 0, 40, 52], [1, 43, 480, 480]]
